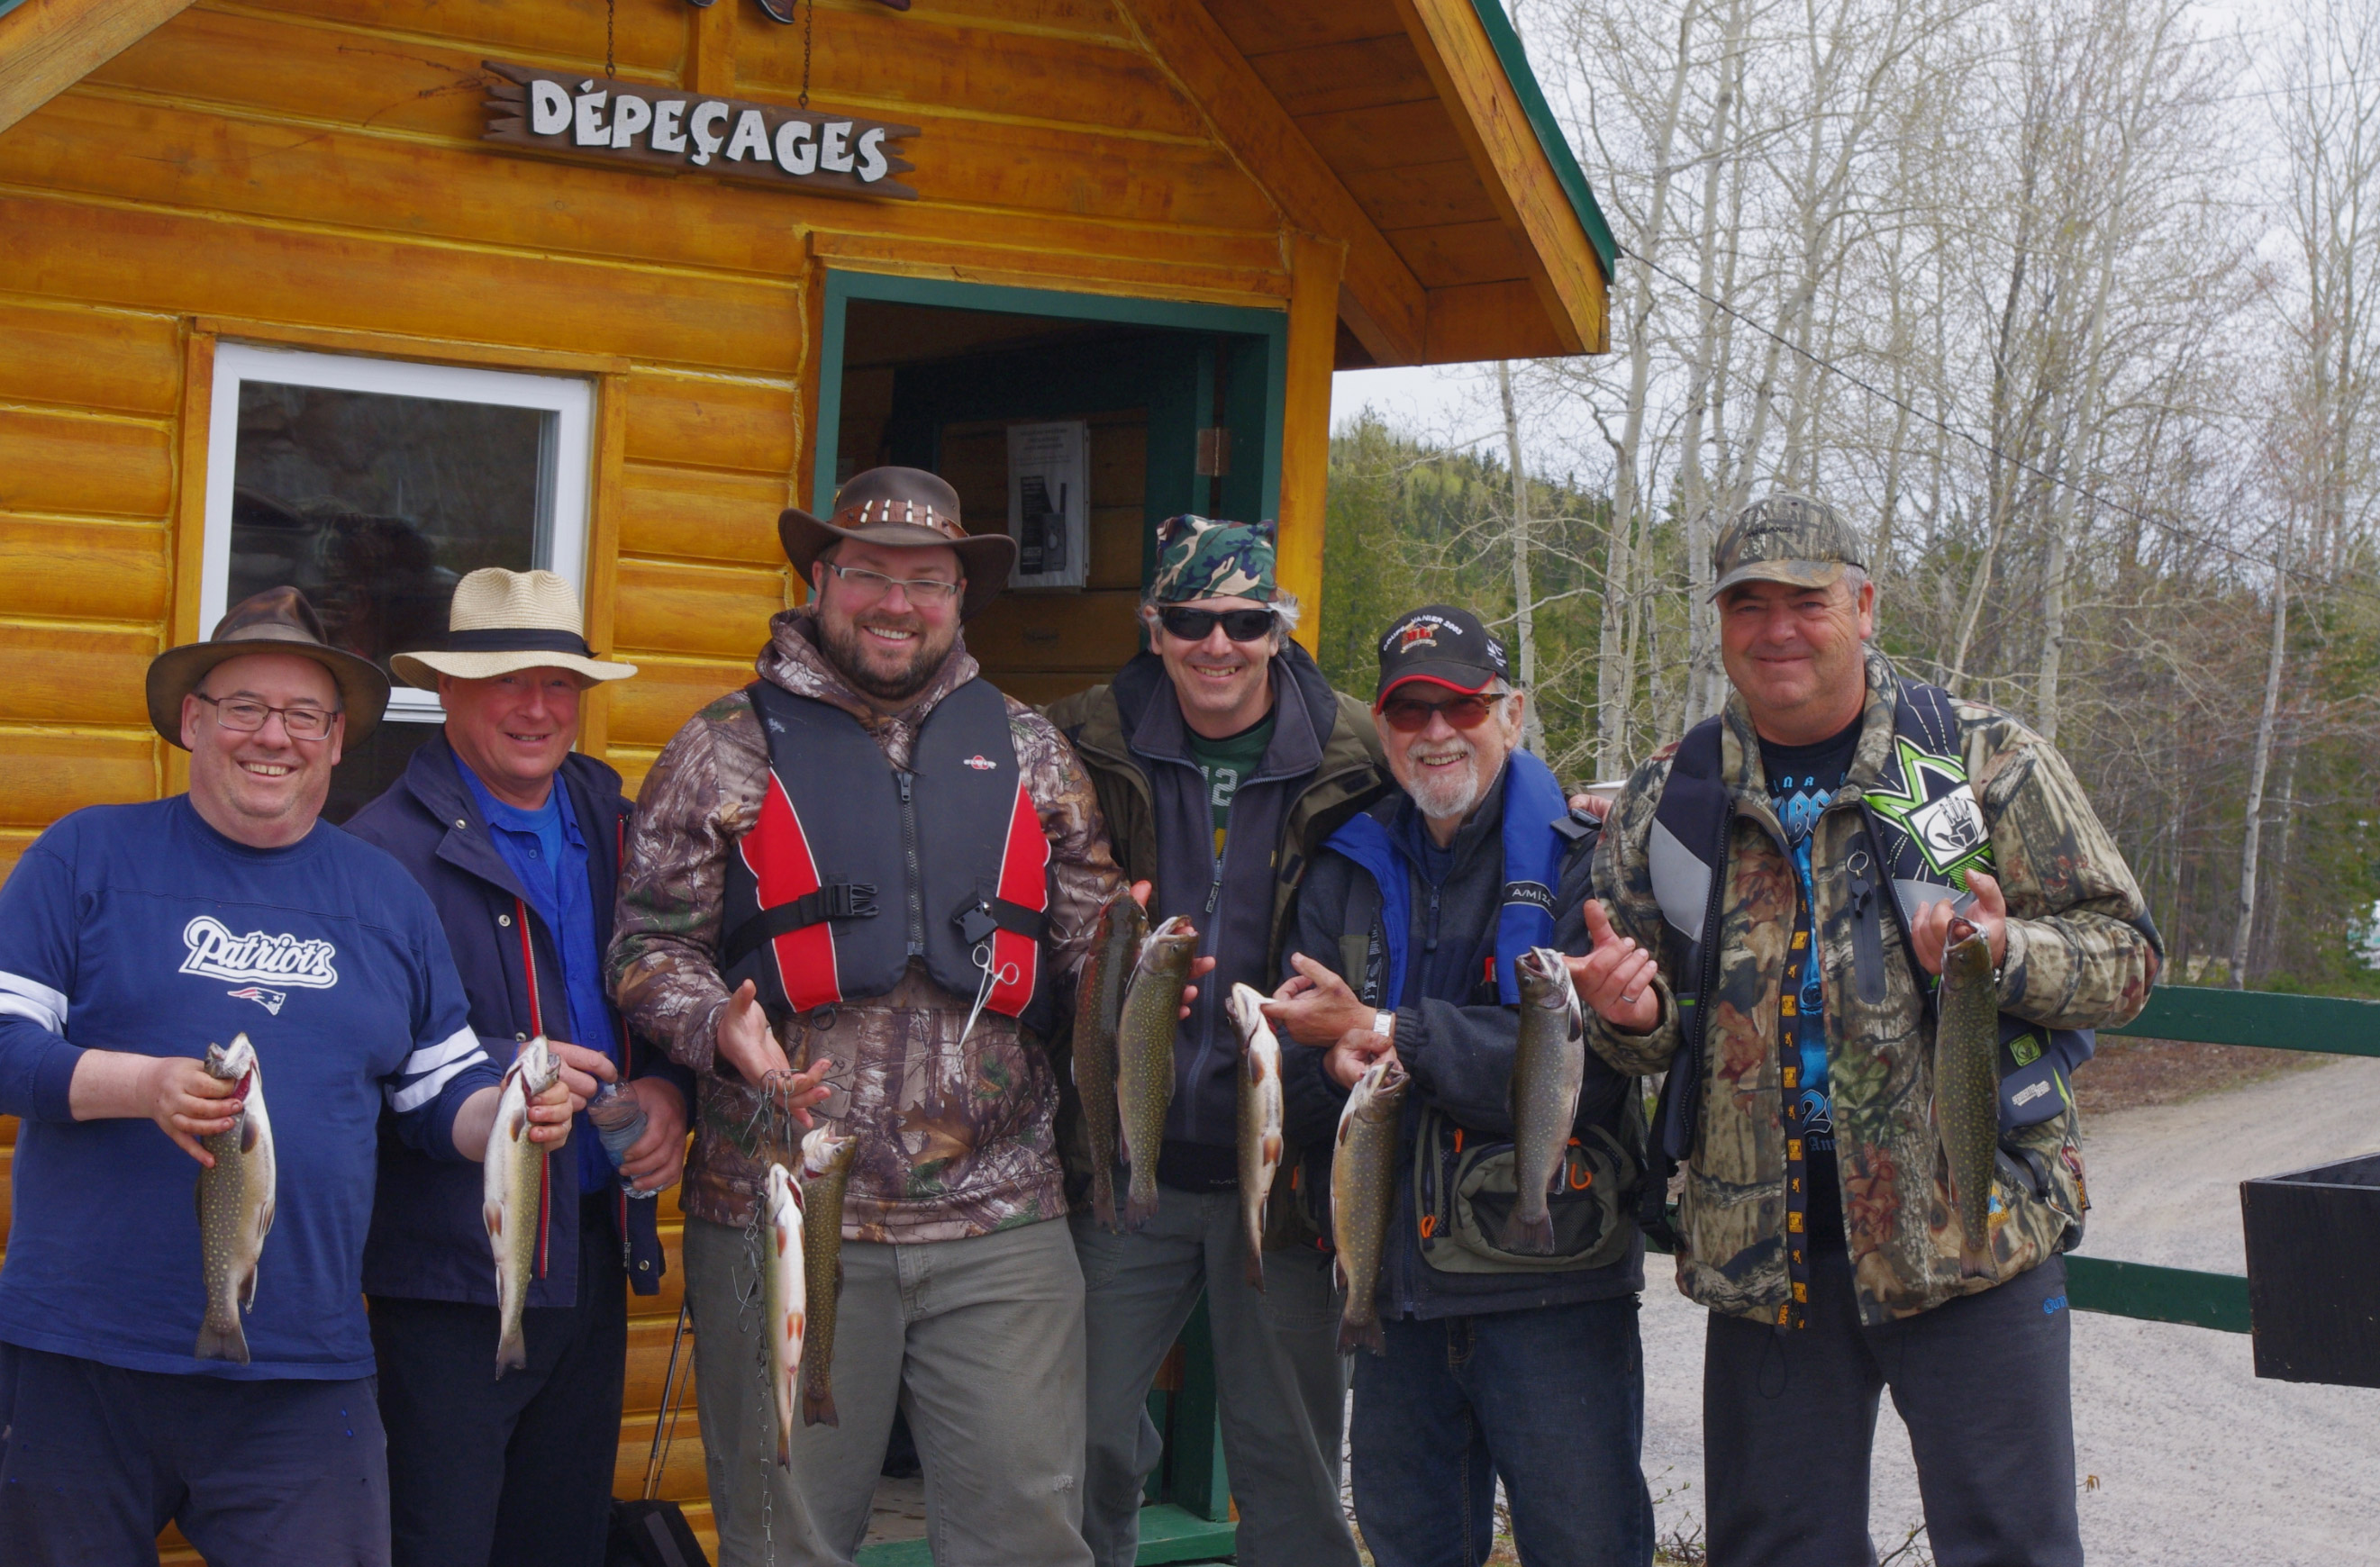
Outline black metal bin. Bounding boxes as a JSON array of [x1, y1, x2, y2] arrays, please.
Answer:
[[2240, 1152, 2380, 1389]]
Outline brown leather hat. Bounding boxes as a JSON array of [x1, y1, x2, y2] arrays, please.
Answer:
[[146, 585, 394, 747], [778, 466, 1016, 621]]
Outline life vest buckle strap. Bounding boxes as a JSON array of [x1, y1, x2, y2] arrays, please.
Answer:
[[720, 877, 877, 965]]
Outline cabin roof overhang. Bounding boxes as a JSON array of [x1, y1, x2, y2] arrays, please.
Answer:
[[0, 0, 1612, 369]]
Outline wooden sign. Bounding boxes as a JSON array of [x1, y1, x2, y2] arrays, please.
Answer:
[[483, 62, 919, 201]]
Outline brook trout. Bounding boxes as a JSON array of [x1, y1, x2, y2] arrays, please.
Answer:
[[194, 1035, 276, 1364], [1331, 1055, 1410, 1354], [762, 1160, 807, 1467], [1226, 983, 1284, 1291], [1116, 915, 1197, 1229], [1503, 948, 1587, 1255], [1936, 916, 2002, 1277], [484, 1037, 559, 1377], [798, 1126, 857, 1427], [1073, 890, 1145, 1232]]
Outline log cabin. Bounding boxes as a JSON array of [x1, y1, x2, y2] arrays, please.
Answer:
[[0, 0, 1612, 1557]]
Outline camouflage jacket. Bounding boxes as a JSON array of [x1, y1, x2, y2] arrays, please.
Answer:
[[607, 608, 1122, 1237], [1589, 651, 2159, 1324]]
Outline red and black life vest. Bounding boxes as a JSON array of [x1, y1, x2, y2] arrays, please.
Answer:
[[720, 678, 1056, 1035]]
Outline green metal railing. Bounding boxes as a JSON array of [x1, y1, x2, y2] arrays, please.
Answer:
[[2067, 985, 2380, 1333]]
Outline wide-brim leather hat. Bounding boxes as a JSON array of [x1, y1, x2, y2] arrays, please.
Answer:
[[777, 466, 1015, 621], [147, 585, 393, 747], [390, 567, 637, 689]]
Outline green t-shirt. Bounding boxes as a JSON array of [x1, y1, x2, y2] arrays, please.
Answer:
[[1186, 711, 1276, 856]]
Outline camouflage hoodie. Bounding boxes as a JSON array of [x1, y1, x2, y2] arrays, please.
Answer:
[[607, 607, 1122, 1237], [1589, 651, 2159, 1324]]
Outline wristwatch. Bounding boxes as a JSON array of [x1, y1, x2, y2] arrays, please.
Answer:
[[1371, 1009, 1394, 1039]]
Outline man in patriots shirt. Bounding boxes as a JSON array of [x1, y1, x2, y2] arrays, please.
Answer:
[[0, 589, 575, 1566]]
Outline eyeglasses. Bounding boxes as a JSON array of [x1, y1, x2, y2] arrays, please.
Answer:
[[1376, 693, 1502, 733], [820, 560, 962, 605], [195, 692, 340, 740], [1158, 605, 1276, 643]]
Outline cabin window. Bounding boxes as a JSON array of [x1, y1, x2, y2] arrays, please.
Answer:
[[199, 344, 595, 820]]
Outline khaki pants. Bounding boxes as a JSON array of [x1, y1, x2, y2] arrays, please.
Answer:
[[683, 1213, 1091, 1567]]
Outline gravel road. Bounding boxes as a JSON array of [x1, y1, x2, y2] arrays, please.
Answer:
[[1640, 1055, 2380, 1565]]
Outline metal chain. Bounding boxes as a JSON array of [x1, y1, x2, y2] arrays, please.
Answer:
[[604, 0, 616, 81], [798, 0, 813, 110]]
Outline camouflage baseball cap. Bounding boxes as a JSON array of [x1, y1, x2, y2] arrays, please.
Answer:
[[1710, 493, 1865, 599], [1148, 515, 1277, 604]]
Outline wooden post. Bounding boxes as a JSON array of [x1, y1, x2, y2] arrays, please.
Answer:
[[1275, 231, 1343, 655]]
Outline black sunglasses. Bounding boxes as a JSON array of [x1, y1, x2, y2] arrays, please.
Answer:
[[1158, 605, 1276, 644]]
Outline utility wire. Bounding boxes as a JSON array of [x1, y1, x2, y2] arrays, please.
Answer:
[[1617, 241, 2375, 603]]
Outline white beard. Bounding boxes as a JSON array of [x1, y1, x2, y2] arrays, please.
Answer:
[[1405, 741, 1485, 820]]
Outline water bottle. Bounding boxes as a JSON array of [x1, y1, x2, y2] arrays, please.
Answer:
[[588, 1082, 659, 1200]]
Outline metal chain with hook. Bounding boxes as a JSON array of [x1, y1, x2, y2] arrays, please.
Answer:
[[604, 0, 616, 81]]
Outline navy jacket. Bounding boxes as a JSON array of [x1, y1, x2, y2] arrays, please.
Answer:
[[346, 732, 691, 1305]]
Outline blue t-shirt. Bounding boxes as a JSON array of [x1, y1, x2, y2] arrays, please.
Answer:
[[454, 756, 619, 1191], [0, 797, 501, 1379], [1761, 720, 1860, 1250]]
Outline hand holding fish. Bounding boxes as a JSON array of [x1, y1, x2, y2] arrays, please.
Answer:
[[544, 1041, 617, 1129], [64, 1050, 244, 1166], [1908, 869, 2008, 976], [1323, 1029, 1398, 1091], [1263, 953, 1376, 1046], [1128, 881, 1215, 1019], [1567, 901, 1663, 1033]]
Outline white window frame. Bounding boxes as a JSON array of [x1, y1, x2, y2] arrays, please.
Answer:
[[201, 343, 595, 722]]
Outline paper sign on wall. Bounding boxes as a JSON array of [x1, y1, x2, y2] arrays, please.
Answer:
[[1007, 421, 1090, 590]]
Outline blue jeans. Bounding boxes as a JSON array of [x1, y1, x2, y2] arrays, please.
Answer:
[[1350, 1296, 1654, 1567]]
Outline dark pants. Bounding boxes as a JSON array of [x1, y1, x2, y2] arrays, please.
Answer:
[[370, 1197, 629, 1567], [1703, 1251, 2079, 1567], [0, 1341, 389, 1566], [1350, 1295, 1655, 1567]]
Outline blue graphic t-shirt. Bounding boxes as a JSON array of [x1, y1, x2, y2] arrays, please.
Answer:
[[0, 797, 502, 1378], [1760, 718, 1861, 1251]]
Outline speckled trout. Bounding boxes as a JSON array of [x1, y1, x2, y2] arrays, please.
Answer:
[[1073, 890, 1145, 1232], [484, 1037, 558, 1377], [762, 1160, 807, 1467], [194, 1035, 276, 1364], [1331, 1055, 1410, 1354], [1116, 915, 1197, 1230], [1937, 917, 2002, 1277], [1504, 948, 1586, 1255], [1226, 983, 1284, 1291], [798, 1126, 857, 1427]]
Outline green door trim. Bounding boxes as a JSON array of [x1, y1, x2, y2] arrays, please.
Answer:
[[813, 270, 1288, 522]]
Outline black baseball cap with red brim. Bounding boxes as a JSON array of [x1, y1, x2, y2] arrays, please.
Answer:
[[1375, 603, 1510, 703]]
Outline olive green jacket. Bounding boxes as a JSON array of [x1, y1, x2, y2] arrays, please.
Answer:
[[1589, 652, 2161, 1324]]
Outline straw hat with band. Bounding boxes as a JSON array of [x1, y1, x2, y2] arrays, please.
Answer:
[[777, 466, 1016, 621], [391, 567, 637, 689], [146, 585, 392, 747]]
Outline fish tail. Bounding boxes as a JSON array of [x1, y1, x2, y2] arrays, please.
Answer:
[[1959, 1243, 1996, 1281], [1502, 1207, 1557, 1256], [1339, 1313, 1385, 1356], [495, 1325, 527, 1379], [777, 1427, 793, 1469], [803, 1385, 840, 1428], [194, 1309, 250, 1365], [1090, 1163, 1118, 1233], [1125, 1170, 1158, 1230]]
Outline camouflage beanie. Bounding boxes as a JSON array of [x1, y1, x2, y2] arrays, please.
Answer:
[[1148, 515, 1277, 603]]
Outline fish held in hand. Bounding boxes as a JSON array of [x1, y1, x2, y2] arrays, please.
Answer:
[[484, 1037, 559, 1378], [763, 1160, 808, 1467], [1116, 915, 1197, 1230], [1935, 917, 2002, 1278], [1503, 948, 1587, 1255], [1227, 983, 1285, 1291], [194, 1035, 277, 1364], [798, 1126, 857, 1428], [1331, 1055, 1410, 1355], [1073, 890, 1145, 1232]]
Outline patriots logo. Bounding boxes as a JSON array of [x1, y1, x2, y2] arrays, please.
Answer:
[[227, 986, 286, 1016], [961, 755, 996, 771]]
